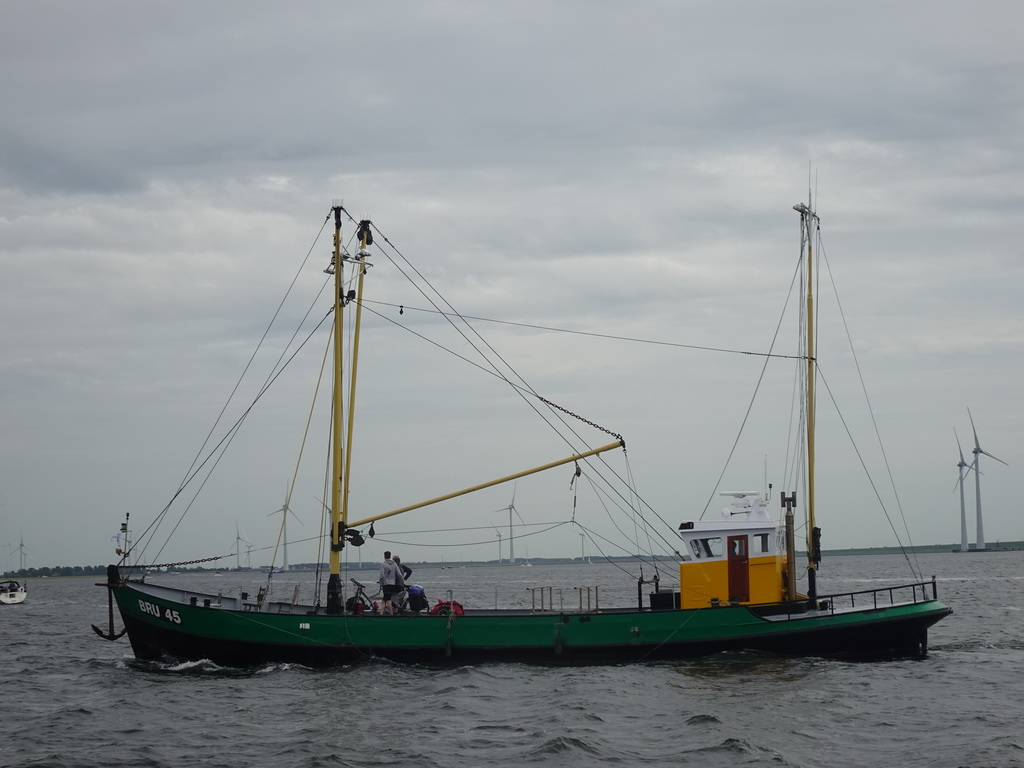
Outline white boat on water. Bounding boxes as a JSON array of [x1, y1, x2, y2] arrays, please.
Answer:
[[0, 579, 27, 605]]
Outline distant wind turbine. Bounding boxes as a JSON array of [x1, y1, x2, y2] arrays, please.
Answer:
[[493, 527, 503, 563], [13, 531, 30, 572], [493, 485, 525, 565], [267, 490, 302, 572], [968, 409, 1007, 551], [233, 524, 252, 570], [953, 431, 974, 553]]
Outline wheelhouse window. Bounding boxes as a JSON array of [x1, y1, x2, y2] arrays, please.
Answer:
[[755, 533, 770, 553], [689, 537, 723, 559]]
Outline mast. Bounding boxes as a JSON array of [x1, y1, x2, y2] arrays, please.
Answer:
[[341, 221, 372, 542], [794, 197, 820, 600], [326, 208, 373, 614], [326, 206, 346, 612]]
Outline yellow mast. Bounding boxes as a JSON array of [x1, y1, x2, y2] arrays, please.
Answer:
[[327, 206, 346, 612], [341, 221, 372, 546], [326, 211, 373, 614], [794, 198, 820, 600]]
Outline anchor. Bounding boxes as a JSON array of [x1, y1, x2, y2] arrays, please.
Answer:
[[92, 564, 127, 641]]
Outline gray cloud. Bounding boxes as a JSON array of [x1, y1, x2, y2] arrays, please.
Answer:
[[1, 1, 1022, 570]]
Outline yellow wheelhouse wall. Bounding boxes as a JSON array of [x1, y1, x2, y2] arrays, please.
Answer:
[[678, 554, 786, 609]]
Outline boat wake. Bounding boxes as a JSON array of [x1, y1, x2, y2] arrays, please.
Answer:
[[116, 655, 298, 677]]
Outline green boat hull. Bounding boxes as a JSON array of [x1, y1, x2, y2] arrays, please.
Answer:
[[108, 578, 951, 667]]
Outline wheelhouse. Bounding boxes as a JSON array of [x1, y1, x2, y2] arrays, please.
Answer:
[[676, 493, 786, 609]]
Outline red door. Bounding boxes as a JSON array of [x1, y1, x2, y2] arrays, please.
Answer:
[[727, 535, 750, 603]]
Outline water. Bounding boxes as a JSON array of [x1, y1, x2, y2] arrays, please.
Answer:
[[2, 552, 1021, 768]]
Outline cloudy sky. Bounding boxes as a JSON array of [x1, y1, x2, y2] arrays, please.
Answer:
[[2, 2, 1022, 574]]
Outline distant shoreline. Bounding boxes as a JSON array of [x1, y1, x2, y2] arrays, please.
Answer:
[[6, 541, 1022, 578], [823, 542, 1024, 556]]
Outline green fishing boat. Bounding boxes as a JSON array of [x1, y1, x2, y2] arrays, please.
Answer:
[[96, 200, 951, 666]]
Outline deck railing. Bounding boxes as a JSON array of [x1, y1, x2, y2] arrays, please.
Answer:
[[821, 576, 940, 612], [751, 576, 942, 619]]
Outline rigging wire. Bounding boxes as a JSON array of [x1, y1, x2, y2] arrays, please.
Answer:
[[127, 211, 335, 569], [354, 299, 687, 569], [814, 365, 918, 576], [338, 209, 673, 566], [363, 301, 807, 362], [354, 212, 626, 453], [697, 242, 807, 521], [817, 235, 922, 577], [139, 308, 334, 572], [135, 203, 925, 584]]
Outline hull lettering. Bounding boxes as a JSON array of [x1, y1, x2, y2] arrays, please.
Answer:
[[138, 599, 182, 624]]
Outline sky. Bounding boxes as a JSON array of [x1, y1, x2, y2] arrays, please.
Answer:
[[1, 1, 1022, 574]]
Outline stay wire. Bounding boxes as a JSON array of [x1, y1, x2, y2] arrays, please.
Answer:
[[364, 300, 806, 362], [817, 234, 921, 576], [698, 242, 807, 520], [349, 215, 696, 566], [346, 210, 630, 472], [356, 297, 688, 559], [814, 364, 918, 577], [355, 302, 683, 563], [138, 308, 334, 572], [130, 211, 333, 566], [338, 216, 648, 537]]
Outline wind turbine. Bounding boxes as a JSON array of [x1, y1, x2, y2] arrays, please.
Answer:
[[953, 431, 973, 553], [493, 527, 503, 563], [233, 524, 252, 570], [494, 486, 524, 565], [968, 409, 1007, 552], [267, 491, 302, 572], [13, 531, 29, 573]]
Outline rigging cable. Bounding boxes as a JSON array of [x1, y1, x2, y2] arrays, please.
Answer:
[[338, 204, 760, 572], [135, 305, 333, 573], [339, 211, 662, 553], [354, 301, 687, 573], [128, 211, 334, 569], [364, 301, 807, 361], [818, 232, 922, 577], [698, 241, 807, 520]]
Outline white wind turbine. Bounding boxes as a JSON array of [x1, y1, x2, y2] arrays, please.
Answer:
[[968, 409, 1007, 551], [492, 527, 503, 563], [12, 531, 30, 572], [267, 490, 302, 572], [493, 486, 525, 565], [953, 431, 973, 553], [232, 524, 252, 570]]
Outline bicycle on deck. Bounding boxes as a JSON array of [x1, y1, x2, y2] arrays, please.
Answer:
[[345, 578, 378, 615]]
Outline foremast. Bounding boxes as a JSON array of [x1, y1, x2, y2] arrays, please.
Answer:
[[319, 205, 625, 613], [326, 207, 373, 614], [794, 198, 821, 600]]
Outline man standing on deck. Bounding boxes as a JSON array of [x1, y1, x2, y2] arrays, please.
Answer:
[[393, 555, 412, 582], [378, 551, 404, 616]]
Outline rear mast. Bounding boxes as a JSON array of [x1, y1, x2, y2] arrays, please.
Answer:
[[794, 196, 820, 600]]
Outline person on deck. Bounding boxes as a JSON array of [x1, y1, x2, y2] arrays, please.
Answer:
[[393, 555, 413, 582], [378, 551, 404, 616]]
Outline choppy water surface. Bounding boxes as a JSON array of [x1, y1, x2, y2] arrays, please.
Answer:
[[2, 552, 1022, 768]]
